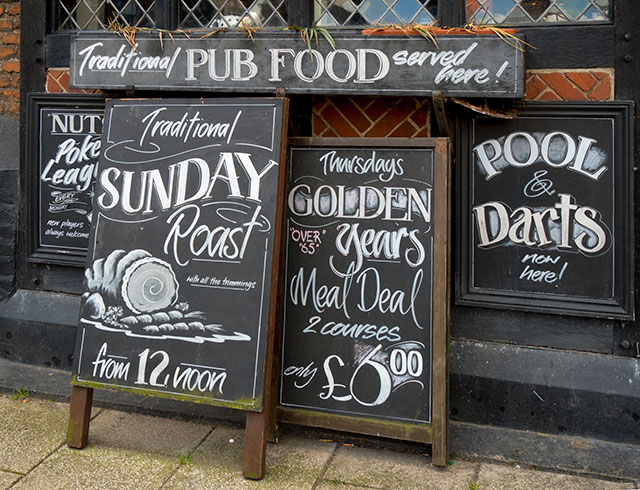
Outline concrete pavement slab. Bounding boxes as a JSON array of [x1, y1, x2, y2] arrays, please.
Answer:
[[86, 409, 213, 456], [0, 394, 70, 473], [12, 443, 180, 490], [476, 463, 634, 490], [319, 445, 477, 490], [0, 471, 20, 489], [164, 426, 337, 489], [12, 409, 213, 490]]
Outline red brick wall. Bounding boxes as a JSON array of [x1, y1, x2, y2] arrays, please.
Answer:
[[313, 96, 431, 138], [0, 1, 20, 116], [47, 68, 99, 94], [525, 69, 614, 101]]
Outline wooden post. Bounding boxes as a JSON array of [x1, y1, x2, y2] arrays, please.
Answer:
[[265, 327, 281, 444], [432, 91, 452, 138], [243, 313, 278, 479], [243, 97, 290, 480], [243, 411, 268, 479], [265, 221, 287, 445], [67, 385, 94, 448], [431, 138, 451, 466]]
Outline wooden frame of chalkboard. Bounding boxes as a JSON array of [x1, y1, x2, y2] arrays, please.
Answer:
[[456, 102, 634, 319], [276, 137, 451, 466], [26, 93, 106, 265]]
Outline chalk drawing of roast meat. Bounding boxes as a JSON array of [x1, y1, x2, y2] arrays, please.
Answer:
[[81, 249, 250, 344]]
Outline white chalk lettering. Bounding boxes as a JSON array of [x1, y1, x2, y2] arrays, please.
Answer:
[[473, 194, 609, 254], [97, 152, 278, 214], [92, 343, 130, 381], [474, 130, 607, 181]]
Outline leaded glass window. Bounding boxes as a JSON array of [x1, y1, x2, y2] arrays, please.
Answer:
[[55, 0, 156, 30], [314, 0, 438, 28], [179, 0, 287, 28], [466, 0, 610, 24]]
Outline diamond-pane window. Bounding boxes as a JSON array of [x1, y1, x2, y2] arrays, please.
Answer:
[[56, 0, 157, 30], [466, 0, 610, 25], [314, 0, 437, 28], [179, 0, 288, 29]]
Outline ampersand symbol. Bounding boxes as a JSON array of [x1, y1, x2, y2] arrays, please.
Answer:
[[523, 170, 555, 197]]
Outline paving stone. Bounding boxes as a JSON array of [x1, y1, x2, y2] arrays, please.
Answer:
[[0, 395, 69, 473], [320, 446, 477, 490], [164, 426, 337, 489], [12, 409, 212, 490], [86, 409, 213, 457], [476, 463, 633, 490], [13, 444, 179, 490], [0, 471, 20, 489]]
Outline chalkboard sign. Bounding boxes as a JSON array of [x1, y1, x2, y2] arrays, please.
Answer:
[[278, 138, 450, 463], [457, 102, 633, 319], [70, 33, 525, 98], [27, 94, 105, 264], [72, 98, 289, 410]]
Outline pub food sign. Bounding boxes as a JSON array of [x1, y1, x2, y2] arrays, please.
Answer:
[[72, 98, 287, 408], [70, 33, 525, 98], [457, 103, 633, 319]]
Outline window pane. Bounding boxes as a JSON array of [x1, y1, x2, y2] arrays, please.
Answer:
[[466, 0, 610, 25], [179, 0, 288, 29], [314, 0, 437, 28], [56, 0, 156, 30]]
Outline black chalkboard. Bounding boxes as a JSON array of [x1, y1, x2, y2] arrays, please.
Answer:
[[27, 94, 105, 265], [457, 102, 634, 319], [70, 33, 525, 98], [278, 138, 450, 446], [72, 98, 288, 410]]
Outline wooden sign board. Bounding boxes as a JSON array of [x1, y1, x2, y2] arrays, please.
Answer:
[[456, 102, 634, 319], [70, 33, 525, 98], [26, 94, 105, 265], [68, 97, 289, 479], [277, 138, 450, 465]]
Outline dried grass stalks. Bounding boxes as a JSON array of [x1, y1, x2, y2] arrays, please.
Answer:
[[364, 17, 535, 53], [107, 15, 532, 54], [281, 25, 337, 54], [366, 21, 439, 48], [107, 17, 191, 49]]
